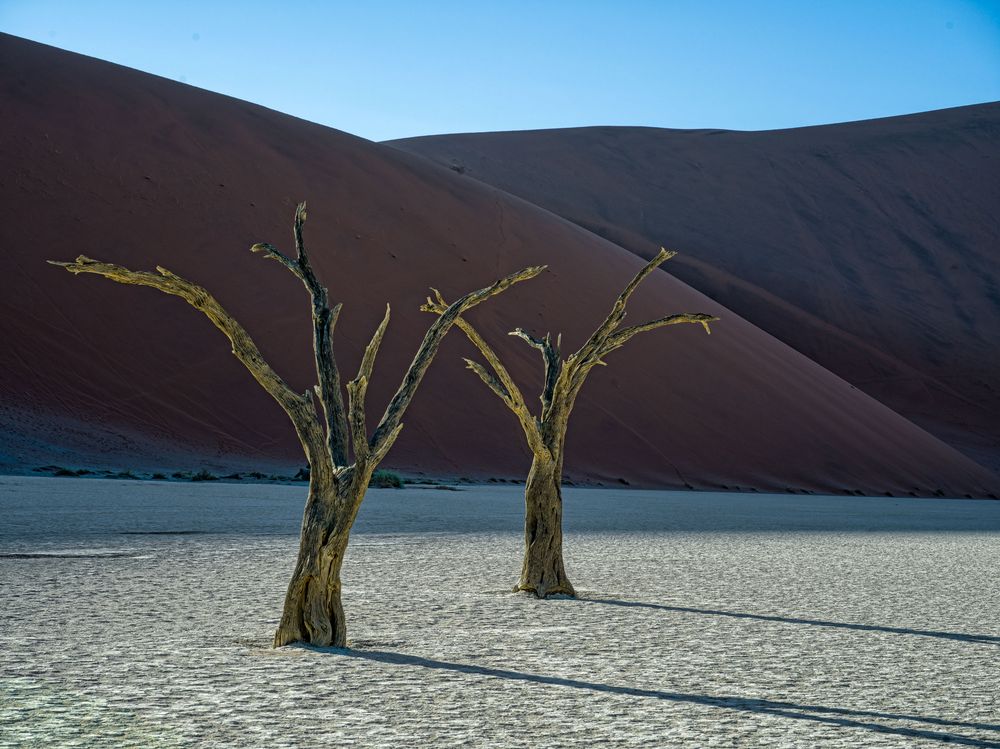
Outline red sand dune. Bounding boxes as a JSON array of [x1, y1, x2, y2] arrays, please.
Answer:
[[1, 33, 996, 497], [389, 108, 1000, 477]]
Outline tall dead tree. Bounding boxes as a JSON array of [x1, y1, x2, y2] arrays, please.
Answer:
[[51, 202, 542, 647], [423, 249, 717, 597]]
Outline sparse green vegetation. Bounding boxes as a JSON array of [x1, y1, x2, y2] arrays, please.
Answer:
[[151, 473, 167, 480], [46, 465, 100, 477], [191, 469, 219, 482], [371, 470, 404, 488]]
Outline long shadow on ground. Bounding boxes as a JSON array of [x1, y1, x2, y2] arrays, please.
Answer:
[[323, 648, 1000, 747], [581, 596, 1000, 645]]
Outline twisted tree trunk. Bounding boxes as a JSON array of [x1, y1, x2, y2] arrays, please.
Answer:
[[518, 452, 574, 597], [274, 468, 370, 647], [275, 486, 350, 647]]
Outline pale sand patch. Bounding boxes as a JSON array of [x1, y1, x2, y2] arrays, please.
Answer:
[[1, 477, 998, 747]]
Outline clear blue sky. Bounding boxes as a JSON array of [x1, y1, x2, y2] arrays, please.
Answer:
[[2, 1, 998, 141]]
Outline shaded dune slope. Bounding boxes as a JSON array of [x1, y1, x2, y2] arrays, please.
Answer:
[[2, 34, 996, 496], [390, 108, 1000, 476]]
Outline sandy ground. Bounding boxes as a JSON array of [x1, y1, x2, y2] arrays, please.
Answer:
[[1, 477, 998, 748]]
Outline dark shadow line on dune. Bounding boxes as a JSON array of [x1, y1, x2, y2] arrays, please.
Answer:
[[583, 597, 1000, 645], [317, 648, 1000, 746]]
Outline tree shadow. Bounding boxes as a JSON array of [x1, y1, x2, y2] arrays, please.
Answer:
[[322, 647, 1000, 747], [580, 596, 1000, 645]]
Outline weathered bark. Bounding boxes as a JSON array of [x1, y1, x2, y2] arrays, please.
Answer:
[[274, 486, 351, 647], [51, 202, 543, 647], [273, 467, 371, 648], [518, 454, 574, 597], [424, 248, 718, 598]]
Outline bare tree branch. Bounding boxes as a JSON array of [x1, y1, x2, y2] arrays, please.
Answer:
[[345, 377, 369, 466], [463, 357, 513, 406], [346, 305, 391, 466], [359, 304, 393, 382], [368, 423, 403, 469], [509, 328, 562, 420], [600, 313, 717, 357], [47, 256, 332, 482], [568, 248, 676, 371], [371, 264, 546, 455], [250, 201, 350, 467], [421, 290, 545, 454]]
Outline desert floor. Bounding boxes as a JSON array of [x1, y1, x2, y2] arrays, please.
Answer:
[[1, 476, 998, 748]]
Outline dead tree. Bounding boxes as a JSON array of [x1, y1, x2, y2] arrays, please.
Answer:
[[423, 249, 716, 597], [51, 202, 543, 647]]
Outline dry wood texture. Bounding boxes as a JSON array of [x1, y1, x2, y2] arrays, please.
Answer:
[[424, 249, 717, 597], [51, 203, 542, 646]]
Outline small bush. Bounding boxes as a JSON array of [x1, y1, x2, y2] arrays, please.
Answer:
[[172, 471, 191, 480], [115, 470, 137, 480], [151, 473, 167, 480], [247, 471, 265, 480], [371, 470, 404, 489], [191, 469, 219, 482], [222, 473, 242, 480], [54, 468, 77, 477]]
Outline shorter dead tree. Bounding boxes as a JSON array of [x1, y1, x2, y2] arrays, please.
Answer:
[[51, 202, 542, 647], [423, 249, 717, 597]]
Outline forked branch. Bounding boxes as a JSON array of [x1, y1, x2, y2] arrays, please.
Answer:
[[463, 358, 512, 404], [603, 313, 717, 355], [46, 256, 332, 481], [251, 202, 350, 467], [370, 264, 546, 456], [569, 248, 675, 369], [509, 328, 562, 420], [566, 250, 717, 389], [421, 289, 545, 454]]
